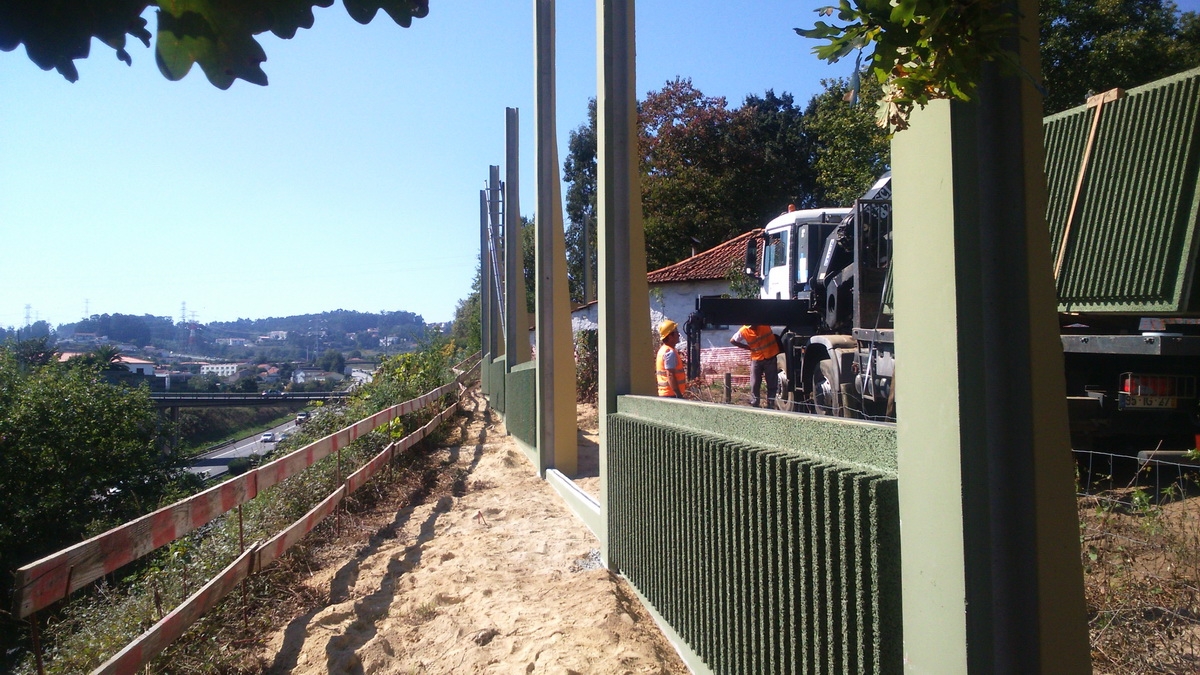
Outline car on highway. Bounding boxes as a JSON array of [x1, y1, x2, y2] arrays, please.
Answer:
[[295, 411, 310, 424], [261, 389, 282, 397], [260, 432, 276, 443]]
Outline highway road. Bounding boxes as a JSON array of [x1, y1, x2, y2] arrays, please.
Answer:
[[187, 418, 300, 481]]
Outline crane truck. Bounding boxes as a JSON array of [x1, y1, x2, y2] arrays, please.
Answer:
[[687, 69, 1200, 454], [685, 170, 1200, 453]]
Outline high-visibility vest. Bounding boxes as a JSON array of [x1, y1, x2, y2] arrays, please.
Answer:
[[656, 344, 687, 397], [738, 325, 780, 361]]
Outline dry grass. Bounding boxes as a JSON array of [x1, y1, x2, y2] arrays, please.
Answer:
[[1080, 474, 1200, 674]]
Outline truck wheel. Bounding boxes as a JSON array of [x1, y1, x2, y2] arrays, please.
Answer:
[[777, 372, 797, 412], [812, 358, 840, 416]]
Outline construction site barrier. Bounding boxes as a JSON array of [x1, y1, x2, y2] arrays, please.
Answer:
[[12, 353, 479, 673]]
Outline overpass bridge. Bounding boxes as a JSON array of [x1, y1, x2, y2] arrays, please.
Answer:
[[149, 391, 350, 409]]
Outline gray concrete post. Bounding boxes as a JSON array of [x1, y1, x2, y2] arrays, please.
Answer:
[[583, 214, 593, 304], [597, 0, 655, 566], [505, 109, 531, 370], [480, 189, 492, 394], [488, 166, 505, 358], [892, 0, 1090, 670], [534, 0, 578, 476]]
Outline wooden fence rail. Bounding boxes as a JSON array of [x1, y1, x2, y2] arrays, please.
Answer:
[[89, 369, 475, 674], [13, 353, 480, 631]]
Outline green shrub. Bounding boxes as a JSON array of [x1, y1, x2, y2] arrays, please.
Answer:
[[574, 329, 598, 404]]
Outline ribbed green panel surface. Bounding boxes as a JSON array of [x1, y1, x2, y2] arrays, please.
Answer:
[[505, 362, 536, 449], [489, 356, 506, 413], [608, 414, 902, 674], [1045, 67, 1200, 313]]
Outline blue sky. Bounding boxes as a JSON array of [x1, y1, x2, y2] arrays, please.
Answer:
[[3, 0, 1198, 329]]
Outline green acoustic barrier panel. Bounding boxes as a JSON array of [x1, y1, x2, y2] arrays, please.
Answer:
[[505, 361, 537, 449], [616, 396, 897, 473], [608, 410, 901, 675], [1045, 66, 1200, 313], [488, 356, 506, 413]]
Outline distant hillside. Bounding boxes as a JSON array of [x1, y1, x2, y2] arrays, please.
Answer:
[[206, 309, 425, 339], [53, 309, 427, 355]]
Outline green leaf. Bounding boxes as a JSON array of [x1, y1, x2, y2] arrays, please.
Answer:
[[156, 1, 270, 88], [890, 0, 918, 25]]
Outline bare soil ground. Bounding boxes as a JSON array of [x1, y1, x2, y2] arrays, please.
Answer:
[[253, 388, 687, 674], [1080, 486, 1200, 674]]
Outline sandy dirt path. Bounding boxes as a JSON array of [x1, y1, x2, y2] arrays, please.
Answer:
[[257, 388, 688, 675]]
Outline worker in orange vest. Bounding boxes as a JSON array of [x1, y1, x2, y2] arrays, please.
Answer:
[[656, 319, 687, 398], [730, 324, 780, 408]]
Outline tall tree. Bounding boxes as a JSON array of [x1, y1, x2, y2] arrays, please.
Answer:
[[801, 77, 891, 206], [562, 79, 835, 274], [639, 78, 739, 269], [564, 100, 598, 305], [522, 216, 536, 314], [1041, 0, 1200, 113], [449, 260, 482, 355], [728, 89, 818, 216]]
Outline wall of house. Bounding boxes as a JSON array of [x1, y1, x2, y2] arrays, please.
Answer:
[[570, 280, 736, 350], [650, 280, 737, 350]]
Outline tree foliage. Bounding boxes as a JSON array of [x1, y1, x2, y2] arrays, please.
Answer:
[[797, 0, 1017, 129], [639, 78, 741, 270], [0, 347, 185, 594], [316, 347, 345, 374], [561, 78, 888, 278], [1040, 0, 1200, 113], [803, 77, 891, 206], [0, 0, 429, 88], [522, 215, 536, 315], [449, 261, 482, 355], [564, 99, 599, 305]]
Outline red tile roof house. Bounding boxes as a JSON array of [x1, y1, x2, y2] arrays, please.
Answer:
[[570, 229, 763, 385]]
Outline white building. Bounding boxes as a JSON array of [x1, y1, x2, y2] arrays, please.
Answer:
[[119, 356, 157, 376], [200, 362, 242, 378]]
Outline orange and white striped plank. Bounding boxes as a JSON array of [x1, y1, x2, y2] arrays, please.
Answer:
[[14, 472, 256, 619], [255, 486, 345, 570], [91, 546, 256, 675]]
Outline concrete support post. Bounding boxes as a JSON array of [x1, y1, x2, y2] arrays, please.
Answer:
[[488, 165, 505, 360], [892, 1, 1090, 671], [597, 0, 654, 565], [480, 189, 493, 394], [504, 109, 531, 370], [583, 214, 593, 304], [534, 0, 578, 476]]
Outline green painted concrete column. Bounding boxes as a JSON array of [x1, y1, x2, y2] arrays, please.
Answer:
[[504, 109, 531, 371], [596, 0, 654, 565], [892, 2, 1090, 671], [534, 0, 578, 476]]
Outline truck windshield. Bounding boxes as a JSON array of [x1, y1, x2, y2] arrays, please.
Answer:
[[795, 225, 809, 290]]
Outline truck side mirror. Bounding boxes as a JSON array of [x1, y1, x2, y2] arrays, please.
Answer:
[[744, 238, 758, 277]]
